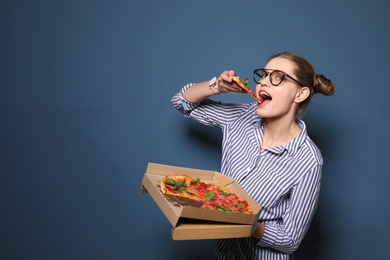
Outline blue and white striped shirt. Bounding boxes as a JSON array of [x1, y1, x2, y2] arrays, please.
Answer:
[[171, 84, 323, 260]]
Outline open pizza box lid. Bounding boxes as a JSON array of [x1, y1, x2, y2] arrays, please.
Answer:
[[141, 163, 262, 239]]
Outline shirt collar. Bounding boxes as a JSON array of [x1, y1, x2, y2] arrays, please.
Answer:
[[253, 117, 307, 156], [285, 119, 307, 156]]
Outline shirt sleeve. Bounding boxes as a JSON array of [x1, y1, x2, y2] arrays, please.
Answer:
[[257, 165, 322, 254], [171, 83, 199, 117], [171, 84, 251, 129]]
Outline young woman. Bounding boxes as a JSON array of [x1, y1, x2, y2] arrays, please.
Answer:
[[171, 51, 336, 259]]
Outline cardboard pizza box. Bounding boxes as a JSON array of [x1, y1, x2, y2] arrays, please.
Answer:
[[141, 162, 262, 240], [171, 219, 257, 240]]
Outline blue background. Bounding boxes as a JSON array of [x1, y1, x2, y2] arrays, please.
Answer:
[[1, 1, 389, 259]]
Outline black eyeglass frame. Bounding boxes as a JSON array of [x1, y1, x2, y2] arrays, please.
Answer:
[[253, 68, 305, 87]]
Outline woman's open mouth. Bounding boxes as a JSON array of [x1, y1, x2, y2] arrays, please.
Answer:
[[258, 91, 272, 104]]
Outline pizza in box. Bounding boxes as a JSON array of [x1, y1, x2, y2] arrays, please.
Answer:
[[160, 174, 253, 214]]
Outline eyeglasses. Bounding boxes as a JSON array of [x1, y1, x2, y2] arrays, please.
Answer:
[[253, 68, 305, 87]]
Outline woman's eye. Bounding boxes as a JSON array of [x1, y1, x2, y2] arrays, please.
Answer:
[[272, 72, 284, 83]]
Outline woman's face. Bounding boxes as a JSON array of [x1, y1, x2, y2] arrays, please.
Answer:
[[255, 57, 303, 120]]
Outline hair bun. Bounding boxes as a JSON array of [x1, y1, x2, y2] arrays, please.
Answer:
[[314, 74, 337, 96]]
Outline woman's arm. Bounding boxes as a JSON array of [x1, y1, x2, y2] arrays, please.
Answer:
[[182, 70, 246, 103], [182, 80, 215, 103], [254, 165, 322, 254]]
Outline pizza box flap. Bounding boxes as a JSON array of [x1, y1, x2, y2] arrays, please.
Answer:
[[141, 171, 182, 227], [141, 162, 262, 227], [171, 218, 257, 240]]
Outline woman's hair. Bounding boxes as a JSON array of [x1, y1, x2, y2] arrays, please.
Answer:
[[268, 51, 337, 117]]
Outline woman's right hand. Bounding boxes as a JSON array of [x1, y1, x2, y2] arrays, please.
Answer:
[[182, 70, 247, 103], [214, 70, 247, 94]]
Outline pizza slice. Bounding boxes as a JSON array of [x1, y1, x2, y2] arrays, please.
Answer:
[[160, 174, 253, 214], [160, 175, 203, 201], [230, 75, 262, 104]]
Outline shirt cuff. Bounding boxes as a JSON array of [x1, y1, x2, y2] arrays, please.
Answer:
[[179, 83, 200, 112], [180, 96, 199, 111], [257, 222, 278, 247]]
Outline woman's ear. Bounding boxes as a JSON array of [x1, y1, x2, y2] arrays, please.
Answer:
[[294, 87, 310, 103]]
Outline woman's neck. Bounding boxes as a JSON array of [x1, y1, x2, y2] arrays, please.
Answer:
[[261, 117, 301, 150]]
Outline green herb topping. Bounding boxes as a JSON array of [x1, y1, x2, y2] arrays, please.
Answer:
[[204, 191, 215, 200], [216, 205, 233, 212]]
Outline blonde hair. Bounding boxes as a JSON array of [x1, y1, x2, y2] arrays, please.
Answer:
[[268, 51, 337, 117]]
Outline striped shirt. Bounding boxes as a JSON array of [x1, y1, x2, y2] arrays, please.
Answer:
[[171, 84, 323, 260]]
